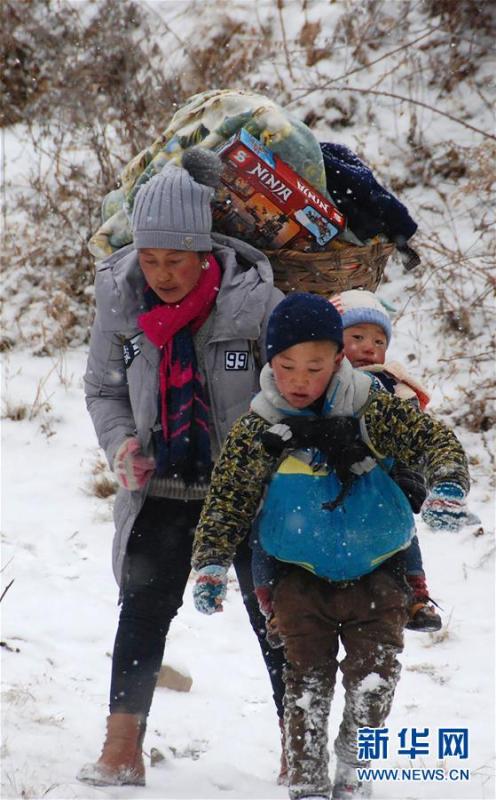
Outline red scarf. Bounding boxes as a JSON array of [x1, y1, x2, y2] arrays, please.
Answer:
[[137, 255, 221, 478]]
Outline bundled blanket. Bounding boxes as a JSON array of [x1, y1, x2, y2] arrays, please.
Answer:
[[89, 89, 419, 269], [89, 89, 329, 259]]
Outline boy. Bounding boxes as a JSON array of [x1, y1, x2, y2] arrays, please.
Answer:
[[330, 289, 438, 631], [250, 288, 447, 648], [191, 292, 471, 800]]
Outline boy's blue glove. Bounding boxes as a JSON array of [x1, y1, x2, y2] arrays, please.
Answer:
[[193, 565, 228, 614], [421, 482, 480, 531]]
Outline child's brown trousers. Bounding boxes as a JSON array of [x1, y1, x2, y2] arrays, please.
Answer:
[[273, 564, 409, 800]]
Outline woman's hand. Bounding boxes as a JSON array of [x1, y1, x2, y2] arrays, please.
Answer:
[[113, 437, 155, 491]]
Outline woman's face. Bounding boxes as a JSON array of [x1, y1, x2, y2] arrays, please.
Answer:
[[138, 248, 204, 304]]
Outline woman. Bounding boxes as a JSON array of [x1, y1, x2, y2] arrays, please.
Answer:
[[77, 150, 286, 787]]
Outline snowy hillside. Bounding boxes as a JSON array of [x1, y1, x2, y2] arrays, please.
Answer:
[[1, 1, 495, 799]]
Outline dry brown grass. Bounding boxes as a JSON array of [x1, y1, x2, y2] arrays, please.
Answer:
[[84, 456, 117, 499]]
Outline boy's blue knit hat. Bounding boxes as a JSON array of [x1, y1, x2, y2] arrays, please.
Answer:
[[330, 289, 392, 344], [266, 292, 343, 361]]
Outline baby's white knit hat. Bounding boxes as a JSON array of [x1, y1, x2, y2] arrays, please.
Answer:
[[330, 289, 392, 344]]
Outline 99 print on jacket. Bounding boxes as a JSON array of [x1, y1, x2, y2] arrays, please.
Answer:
[[123, 338, 251, 373]]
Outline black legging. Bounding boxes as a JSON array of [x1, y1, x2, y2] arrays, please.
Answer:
[[110, 496, 285, 718]]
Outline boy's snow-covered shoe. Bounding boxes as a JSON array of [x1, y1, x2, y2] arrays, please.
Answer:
[[77, 713, 146, 786], [254, 586, 284, 649], [406, 601, 442, 632], [332, 760, 372, 799], [332, 783, 371, 799], [266, 613, 284, 649], [405, 574, 442, 632]]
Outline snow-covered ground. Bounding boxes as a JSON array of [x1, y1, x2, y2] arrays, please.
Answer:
[[1, 1, 495, 798]]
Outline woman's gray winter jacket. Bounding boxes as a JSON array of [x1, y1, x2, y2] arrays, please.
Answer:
[[84, 233, 284, 585]]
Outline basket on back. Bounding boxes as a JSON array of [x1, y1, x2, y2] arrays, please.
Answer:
[[266, 240, 395, 296], [89, 90, 412, 294]]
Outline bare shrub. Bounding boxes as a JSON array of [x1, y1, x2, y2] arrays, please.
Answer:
[[423, 0, 495, 37], [299, 20, 328, 67], [452, 382, 496, 434], [1, 0, 275, 352], [178, 16, 273, 98], [1, 400, 28, 421], [2, 0, 167, 146], [1, 362, 54, 423], [87, 473, 117, 499], [1, 0, 179, 351], [84, 456, 117, 498]]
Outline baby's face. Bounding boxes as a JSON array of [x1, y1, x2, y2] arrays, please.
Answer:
[[272, 340, 343, 409], [343, 323, 388, 367]]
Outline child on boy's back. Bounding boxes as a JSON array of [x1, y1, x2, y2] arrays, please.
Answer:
[[330, 289, 440, 631], [191, 292, 471, 800]]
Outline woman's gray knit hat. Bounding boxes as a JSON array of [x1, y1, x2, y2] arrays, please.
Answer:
[[131, 148, 222, 252]]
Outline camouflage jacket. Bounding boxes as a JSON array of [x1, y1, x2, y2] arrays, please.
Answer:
[[191, 391, 469, 571]]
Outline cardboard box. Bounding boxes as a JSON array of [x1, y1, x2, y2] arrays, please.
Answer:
[[213, 128, 346, 250]]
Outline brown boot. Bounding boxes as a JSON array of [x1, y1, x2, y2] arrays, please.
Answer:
[[77, 713, 146, 786], [405, 575, 442, 632], [277, 717, 289, 785]]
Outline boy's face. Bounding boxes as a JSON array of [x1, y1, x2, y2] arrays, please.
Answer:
[[271, 340, 344, 409], [138, 248, 203, 304], [343, 323, 387, 367]]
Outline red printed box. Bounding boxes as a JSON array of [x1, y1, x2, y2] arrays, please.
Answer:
[[212, 128, 346, 250]]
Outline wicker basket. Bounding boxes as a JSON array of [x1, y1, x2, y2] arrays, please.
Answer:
[[265, 241, 395, 296]]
